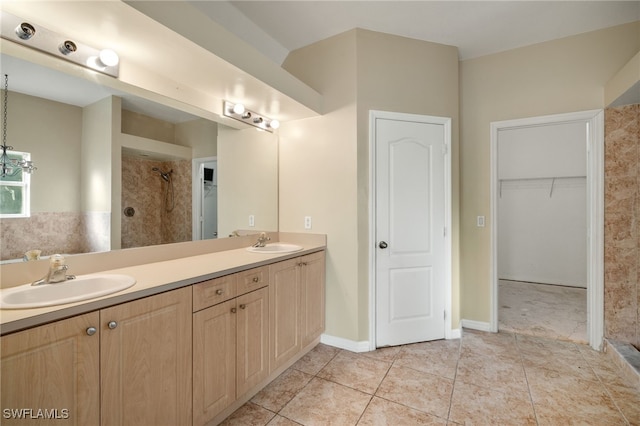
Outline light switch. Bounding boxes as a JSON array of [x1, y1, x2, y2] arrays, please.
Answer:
[[477, 216, 485, 227]]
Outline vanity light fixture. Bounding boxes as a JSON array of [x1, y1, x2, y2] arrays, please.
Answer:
[[0, 11, 120, 78], [1, 74, 36, 178], [223, 101, 280, 133]]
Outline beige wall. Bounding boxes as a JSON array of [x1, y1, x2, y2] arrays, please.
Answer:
[[355, 30, 460, 336], [217, 127, 279, 238], [3, 90, 82, 213], [459, 21, 640, 322], [281, 30, 360, 340], [281, 29, 459, 342]]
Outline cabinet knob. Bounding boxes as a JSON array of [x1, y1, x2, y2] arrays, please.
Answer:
[[252, 277, 259, 283], [239, 304, 246, 310], [86, 327, 97, 336], [216, 289, 223, 295], [231, 308, 237, 314], [107, 321, 118, 329]]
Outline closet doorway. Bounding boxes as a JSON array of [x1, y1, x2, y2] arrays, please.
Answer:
[[490, 110, 604, 350]]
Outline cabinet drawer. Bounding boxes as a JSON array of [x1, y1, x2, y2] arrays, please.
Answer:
[[236, 266, 269, 296], [193, 275, 237, 312]]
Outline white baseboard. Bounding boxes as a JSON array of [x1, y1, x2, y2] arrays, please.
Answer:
[[321, 334, 371, 352], [322, 328, 462, 351], [460, 319, 492, 332], [448, 328, 461, 339]]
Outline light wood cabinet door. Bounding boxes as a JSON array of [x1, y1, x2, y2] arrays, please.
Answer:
[[269, 258, 302, 372], [1, 312, 100, 426], [193, 299, 236, 425], [101, 287, 192, 426], [236, 287, 269, 396], [300, 251, 326, 347]]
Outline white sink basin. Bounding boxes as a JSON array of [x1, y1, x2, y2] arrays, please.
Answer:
[[246, 243, 303, 254], [0, 274, 136, 309]]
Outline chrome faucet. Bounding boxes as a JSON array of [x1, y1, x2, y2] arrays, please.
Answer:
[[32, 254, 76, 286], [252, 232, 271, 248]]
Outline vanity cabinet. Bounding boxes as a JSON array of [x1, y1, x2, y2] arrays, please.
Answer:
[[101, 287, 192, 426], [269, 251, 326, 372], [0, 312, 101, 425], [300, 251, 326, 346], [192, 268, 269, 425], [0, 287, 192, 426]]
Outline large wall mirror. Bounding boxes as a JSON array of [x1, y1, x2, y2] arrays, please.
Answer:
[[0, 53, 278, 262]]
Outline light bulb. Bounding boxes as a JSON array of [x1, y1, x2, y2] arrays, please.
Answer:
[[232, 103, 245, 115], [98, 49, 119, 67], [269, 119, 280, 129]]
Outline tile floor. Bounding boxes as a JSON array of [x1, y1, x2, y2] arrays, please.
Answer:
[[221, 330, 640, 425], [499, 280, 587, 344]]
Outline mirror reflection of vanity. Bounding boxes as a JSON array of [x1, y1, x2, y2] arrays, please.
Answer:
[[0, 53, 278, 262]]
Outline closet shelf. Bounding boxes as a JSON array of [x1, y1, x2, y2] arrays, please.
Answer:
[[499, 175, 586, 198], [498, 175, 586, 182]]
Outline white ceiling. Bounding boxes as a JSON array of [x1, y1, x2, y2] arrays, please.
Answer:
[[191, 1, 640, 64]]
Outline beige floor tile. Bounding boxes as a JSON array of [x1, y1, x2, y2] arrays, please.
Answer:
[[456, 353, 529, 395], [526, 364, 627, 423], [375, 365, 453, 419], [219, 402, 276, 426], [448, 381, 536, 425], [291, 344, 340, 375], [279, 377, 372, 425], [499, 280, 587, 344], [360, 345, 402, 363], [394, 339, 460, 379], [357, 396, 447, 425], [252, 368, 314, 412], [317, 351, 392, 394], [603, 380, 640, 425], [460, 328, 519, 359], [223, 332, 639, 425], [267, 415, 303, 425], [518, 334, 598, 381]]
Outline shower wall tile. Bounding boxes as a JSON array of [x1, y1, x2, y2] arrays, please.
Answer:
[[604, 104, 639, 349], [121, 156, 191, 249], [122, 156, 163, 249], [161, 159, 192, 245], [1, 212, 85, 260]]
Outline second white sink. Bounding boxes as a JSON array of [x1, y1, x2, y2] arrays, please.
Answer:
[[246, 243, 303, 254], [0, 274, 136, 309]]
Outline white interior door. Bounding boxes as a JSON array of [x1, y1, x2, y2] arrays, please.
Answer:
[[375, 114, 448, 347]]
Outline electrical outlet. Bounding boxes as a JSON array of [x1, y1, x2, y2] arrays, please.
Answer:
[[249, 215, 255, 227], [477, 216, 485, 227], [304, 216, 312, 230]]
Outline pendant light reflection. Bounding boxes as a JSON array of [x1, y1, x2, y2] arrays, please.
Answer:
[[1, 74, 36, 178]]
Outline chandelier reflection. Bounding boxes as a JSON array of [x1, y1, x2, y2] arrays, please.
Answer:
[[1, 74, 36, 178]]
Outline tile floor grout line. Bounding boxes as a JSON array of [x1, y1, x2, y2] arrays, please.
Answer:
[[444, 334, 463, 423], [515, 332, 541, 426], [579, 346, 633, 426]]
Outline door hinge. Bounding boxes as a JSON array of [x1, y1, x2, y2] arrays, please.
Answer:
[[444, 310, 446, 320], [443, 226, 447, 237], [442, 143, 448, 155]]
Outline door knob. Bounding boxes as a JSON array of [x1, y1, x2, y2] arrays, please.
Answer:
[[379, 241, 388, 249], [107, 321, 118, 329], [86, 327, 97, 336]]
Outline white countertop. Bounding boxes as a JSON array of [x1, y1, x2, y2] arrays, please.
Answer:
[[1, 240, 325, 335]]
